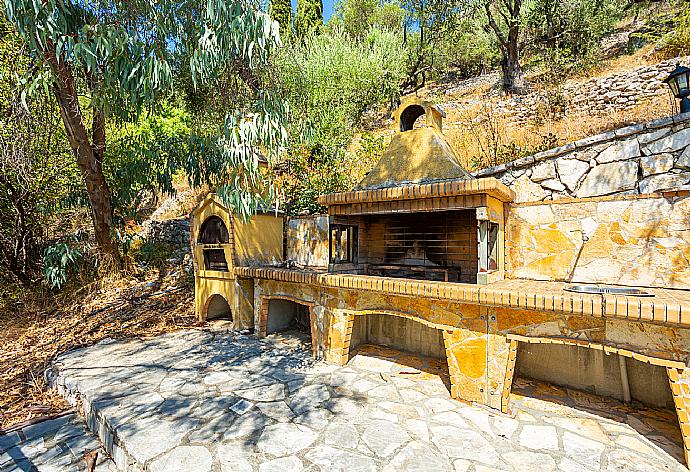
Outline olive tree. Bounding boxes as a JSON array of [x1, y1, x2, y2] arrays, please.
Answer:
[[3, 0, 288, 264]]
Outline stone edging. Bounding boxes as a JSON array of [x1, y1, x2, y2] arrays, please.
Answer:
[[509, 189, 690, 207], [473, 112, 690, 178]]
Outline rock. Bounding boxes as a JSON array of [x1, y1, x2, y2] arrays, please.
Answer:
[[615, 435, 655, 456], [639, 172, 690, 194], [596, 139, 640, 163], [383, 442, 452, 472], [324, 423, 360, 450], [222, 410, 269, 441], [424, 397, 457, 414], [430, 425, 498, 465], [453, 459, 471, 472], [557, 158, 590, 192], [118, 418, 187, 464], [562, 431, 606, 469], [644, 127, 690, 154], [492, 416, 520, 439], [256, 423, 318, 456], [304, 445, 377, 472], [289, 383, 330, 413], [605, 448, 663, 472], [676, 146, 690, 169], [150, 446, 213, 472], [640, 153, 674, 176], [576, 161, 638, 198], [404, 419, 430, 442], [531, 161, 557, 182], [230, 399, 254, 415], [236, 383, 285, 402], [259, 456, 303, 472], [361, 420, 410, 457], [216, 445, 253, 472], [256, 401, 295, 422], [519, 425, 559, 451], [503, 451, 556, 472], [511, 175, 548, 203], [541, 179, 566, 192]]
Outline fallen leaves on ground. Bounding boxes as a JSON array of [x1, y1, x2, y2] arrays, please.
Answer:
[[0, 269, 201, 431]]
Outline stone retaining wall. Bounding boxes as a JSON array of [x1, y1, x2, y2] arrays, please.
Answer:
[[139, 217, 191, 247], [474, 113, 690, 203], [489, 56, 687, 126]]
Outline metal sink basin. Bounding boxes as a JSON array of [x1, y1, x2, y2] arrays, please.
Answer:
[[564, 285, 654, 297]]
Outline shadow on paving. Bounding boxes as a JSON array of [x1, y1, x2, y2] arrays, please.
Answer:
[[510, 376, 686, 466], [0, 413, 107, 471], [52, 328, 372, 466]]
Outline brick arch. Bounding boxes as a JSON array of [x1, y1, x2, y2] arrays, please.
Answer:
[[258, 295, 318, 357], [202, 292, 233, 322], [340, 308, 457, 331], [328, 307, 457, 373]]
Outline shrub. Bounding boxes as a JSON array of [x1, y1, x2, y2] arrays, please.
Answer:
[[43, 242, 83, 290], [278, 28, 406, 214]]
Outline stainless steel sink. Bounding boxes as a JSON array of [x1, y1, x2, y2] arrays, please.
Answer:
[[564, 285, 654, 297]]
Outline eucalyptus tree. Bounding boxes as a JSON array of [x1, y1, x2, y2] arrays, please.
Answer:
[[3, 0, 288, 264]]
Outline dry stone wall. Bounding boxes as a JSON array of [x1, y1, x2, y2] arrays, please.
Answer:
[[474, 113, 690, 203], [486, 56, 688, 126]]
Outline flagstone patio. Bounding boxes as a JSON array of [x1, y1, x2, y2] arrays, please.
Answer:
[[43, 325, 686, 472]]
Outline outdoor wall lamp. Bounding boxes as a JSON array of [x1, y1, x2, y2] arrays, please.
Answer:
[[665, 65, 690, 114]]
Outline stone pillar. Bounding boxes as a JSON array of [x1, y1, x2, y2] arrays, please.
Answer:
[[324, 310, 355, 365], [499, 340, 519, 414], [667, 367, 690, 468], [234, 278, 255, 330], [443, 328, 487, 404], [257, 296, 269, 337]]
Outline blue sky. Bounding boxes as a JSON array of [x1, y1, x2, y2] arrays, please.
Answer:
[[290, 0, 336, 22]]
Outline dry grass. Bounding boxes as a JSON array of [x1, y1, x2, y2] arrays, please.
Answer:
[[0, 268, 200, 431], [441, 91, 674, 171]]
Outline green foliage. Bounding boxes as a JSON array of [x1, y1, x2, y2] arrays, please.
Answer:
[[296, 0, 324, 39], [105, 106, 192, 224], [525, 0, 622, 71], [655, 7, 690, 57], [271, 0, 294, 42], [278, 28, 405, 214], [3, 0, 289, 243], [433, 15, 500, 79], [330, 0, 405, 39], [281, 28, 404, 149], [42, 241, 83, 290], [130, 239, 176, 268], [0, 21, 82, 285], [357, 132, 387, 166]]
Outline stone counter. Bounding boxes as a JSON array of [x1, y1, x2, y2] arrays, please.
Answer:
[[234, 267, 690, 329]]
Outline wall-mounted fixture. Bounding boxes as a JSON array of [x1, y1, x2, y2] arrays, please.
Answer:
[[665, 64, 690, 113]]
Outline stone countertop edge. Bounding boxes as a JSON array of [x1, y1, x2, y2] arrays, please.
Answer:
[[234, 266, 690, 328]]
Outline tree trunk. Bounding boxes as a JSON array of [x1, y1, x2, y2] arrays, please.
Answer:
[[45, 45, 118, 264], [502, 40, 525, 93], [485, 0, 525, 94]]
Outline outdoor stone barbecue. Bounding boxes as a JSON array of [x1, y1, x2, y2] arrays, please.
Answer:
[[192, 98, 690, 468]]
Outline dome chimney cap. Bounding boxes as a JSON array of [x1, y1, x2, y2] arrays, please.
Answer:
[[394, 97, 446, 132]]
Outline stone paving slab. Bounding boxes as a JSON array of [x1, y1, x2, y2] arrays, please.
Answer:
[[0, 413, 114, 471], [48, 327, 687, 472]]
